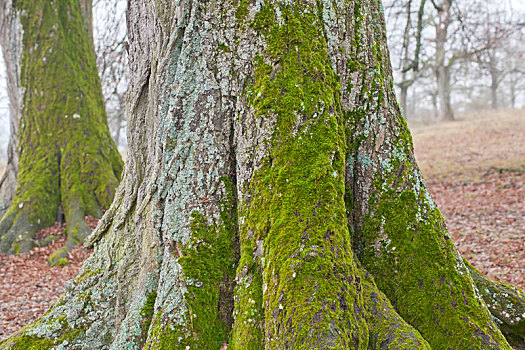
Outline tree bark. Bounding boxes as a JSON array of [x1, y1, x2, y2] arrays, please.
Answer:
[[398, 82, 410, 116], [0, 0, 95, 219], [0, 0, 23, 218], [1, 0, 524, 349], [434, 0, 455, 121], [489, 63, 502, 110], [0, 0, 123, 262]]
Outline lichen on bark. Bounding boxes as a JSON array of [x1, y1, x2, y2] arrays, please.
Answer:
[[1, 0, 525, 349], [232, 1, 370, 347], [343, 0, 516, 348], [465, 259, 525, 343]]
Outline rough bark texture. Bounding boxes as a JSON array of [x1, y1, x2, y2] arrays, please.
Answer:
[[0, 0, 123, 262], [0, 0, 94, 219], [0, 0, 524, 349], [346, 1, 521, 347], [0, 0, 23, 218]]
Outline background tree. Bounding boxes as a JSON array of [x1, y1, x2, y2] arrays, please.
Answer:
[[384, 0, 427, 115], [1, 0, 525, 349], [505, 37, 525, 108], [472, 3, 524, 110], [384, 0, 525, 120], [0, 0, 22, 218], [0, 0, 123, 263]]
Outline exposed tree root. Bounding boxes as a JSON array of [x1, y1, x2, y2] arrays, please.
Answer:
[[466, 258, 525, 344], [0, 208, 41, 254], [0, 189, 111, 266], [1, 0, 524, 349], [360, 266, 431, 349]]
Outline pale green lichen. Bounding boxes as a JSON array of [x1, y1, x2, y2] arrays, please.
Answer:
[[344, 1, 512, 348], [231, 2, 369, 348], [146, 178, 238, 349]]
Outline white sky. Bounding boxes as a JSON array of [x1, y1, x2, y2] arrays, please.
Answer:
[[510, 0, 525, 9]]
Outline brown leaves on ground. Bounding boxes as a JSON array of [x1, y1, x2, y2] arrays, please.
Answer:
[[411, 108, 525, 292], [411, 108, 525, 184], [0, 217, 97, 339], [429, 169, 525, 290], [0, 109, 523, 342]]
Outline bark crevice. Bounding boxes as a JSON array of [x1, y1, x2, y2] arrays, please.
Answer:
[[0, 0, 524, 349]]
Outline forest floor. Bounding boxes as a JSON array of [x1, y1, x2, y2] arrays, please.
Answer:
[[410, 108, 525, 291], [0, 108, 524, 341], [0, 218, 97, 339]]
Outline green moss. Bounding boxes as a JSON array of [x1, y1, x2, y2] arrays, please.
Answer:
[[147, 178, 238, 349], [3, 335, 55, 350], [0, 0, 122, 254], [74, 267, 103, 284], [360, 268, 431, 349], [231, 2, 370, 348], [218, 42, 231, 53], [235, 0, 249, 22], [52, 257, 69, 267], [351, 94, 511, 350], [341, 1, 511, 347], [1, 317, 85, 350], [354, 146, 510, 348], [229, 257, 264, 349], [466, 259, 525, 340], [139, 291, 157, 339], [48, 247, 69, 266]]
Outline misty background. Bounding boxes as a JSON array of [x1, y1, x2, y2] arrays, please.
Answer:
[[0, 0, 524, 161]]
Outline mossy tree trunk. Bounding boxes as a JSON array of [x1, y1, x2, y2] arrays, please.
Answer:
[[1, 0, 524, 349], [0, 0, 123, 260]]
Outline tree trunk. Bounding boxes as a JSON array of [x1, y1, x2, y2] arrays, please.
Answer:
[[0, 0, 95, 219], [79, 0, 94, 42], [490, 66, 501, 110], [1, 0, 524, 349], [398, 82, 409, 116], [436, 64, 454, 120], [430, 90, 439, 119], [0, 0, 123, 262], [0, 0, 23, 218], [509, 76, 516, 108], [434, 0, 455, 121]]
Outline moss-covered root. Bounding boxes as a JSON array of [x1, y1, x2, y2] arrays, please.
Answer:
[[342, 0, 513, 348], [0, 207, 46, 254], [49, 205, 92, 266], [465, 259, 525, 344], [360, 268, 431, 349], [0, 324, 83, 350], [0, 331, 55, 350], [144, 179, 238, 349]]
